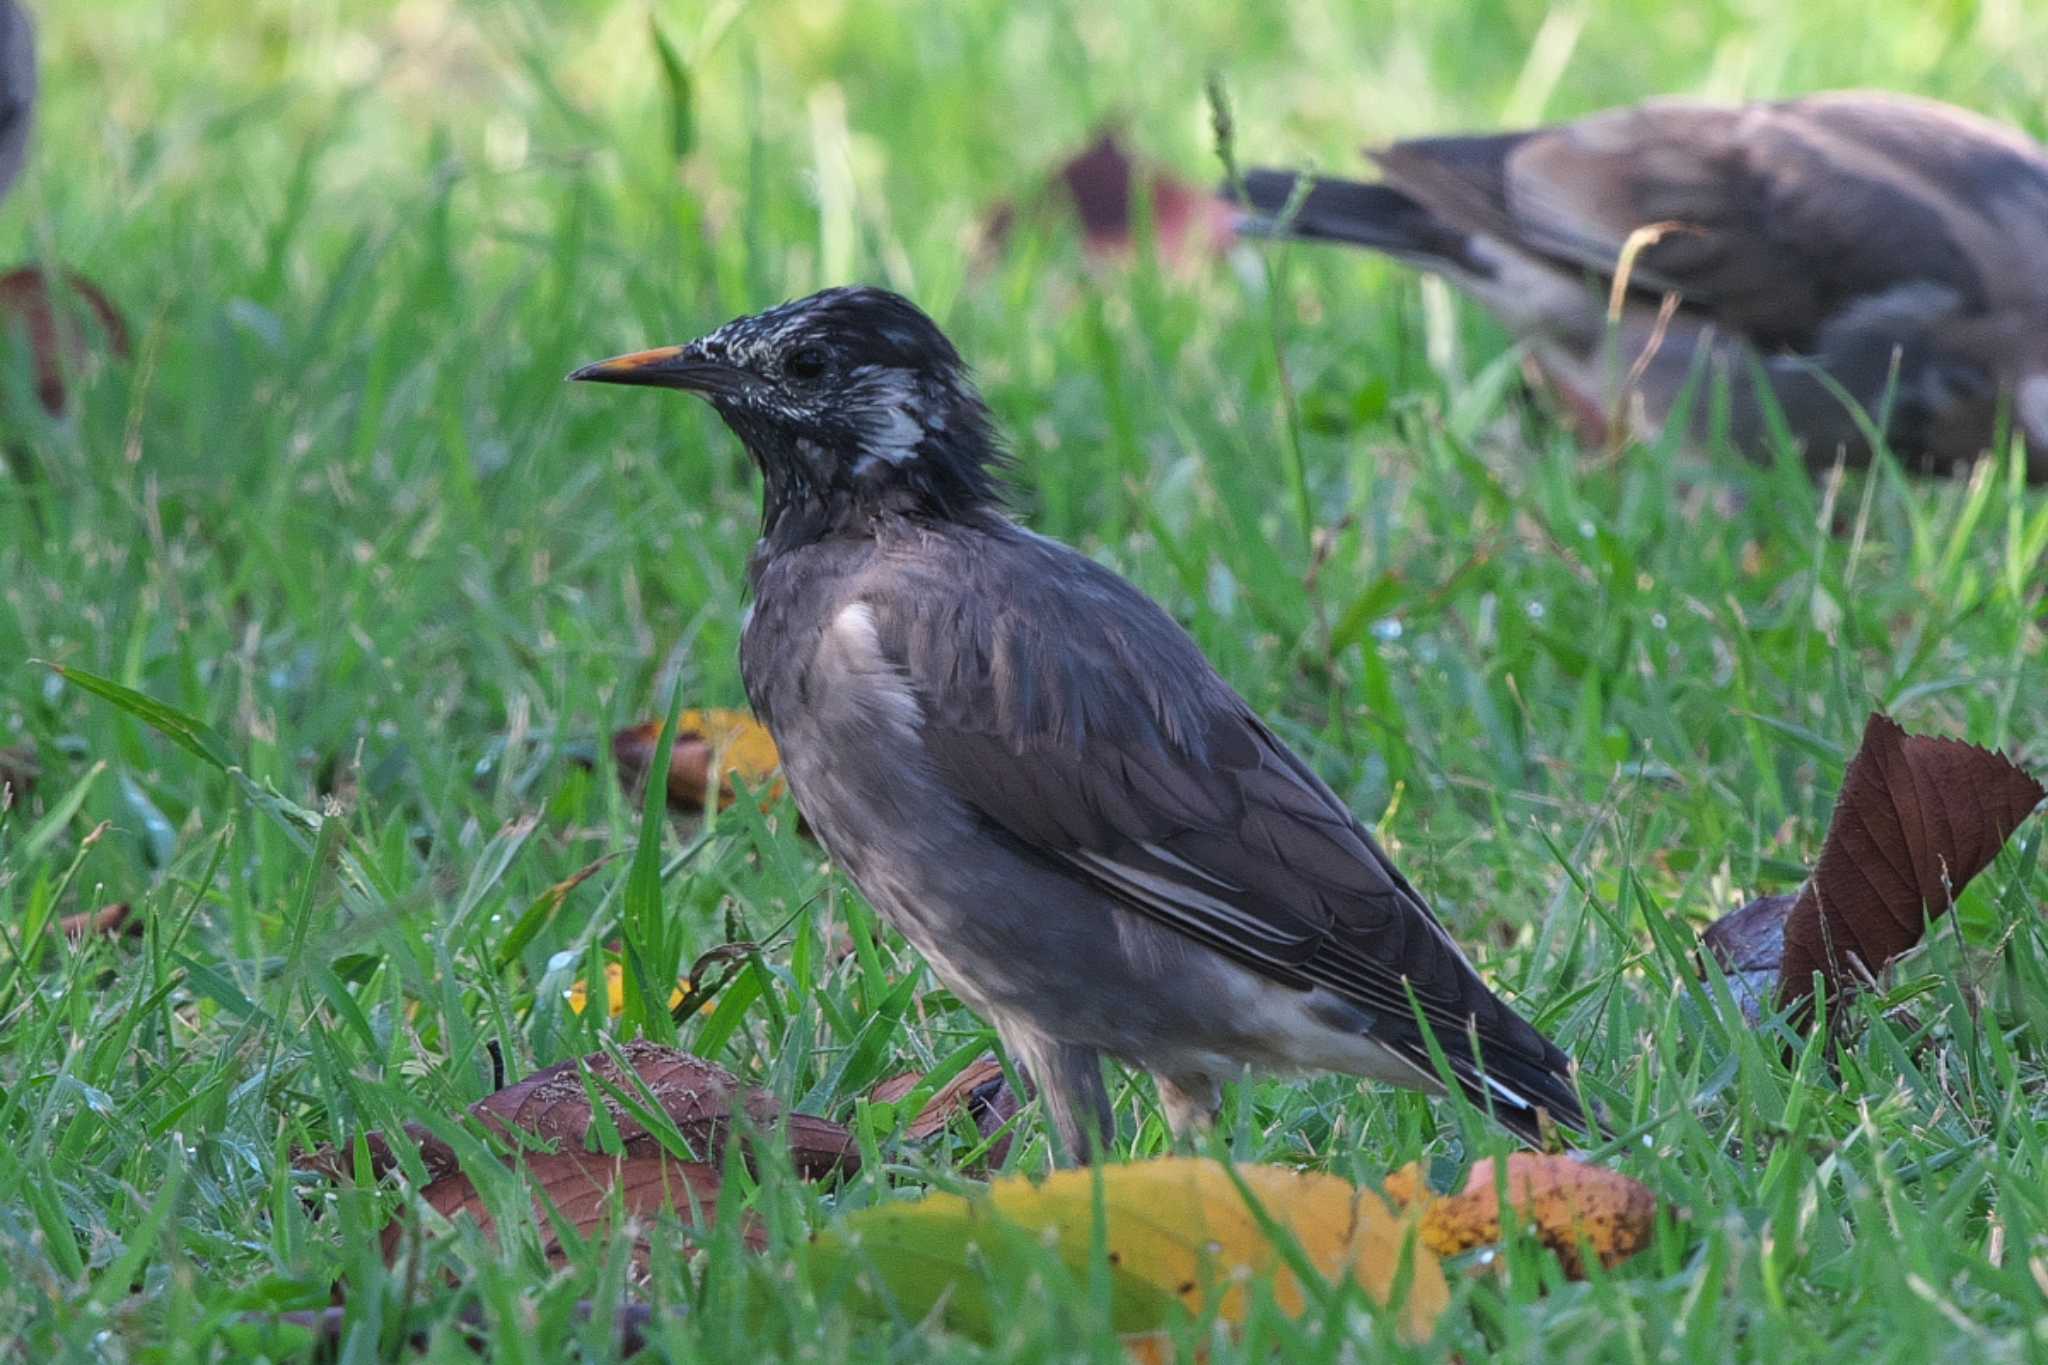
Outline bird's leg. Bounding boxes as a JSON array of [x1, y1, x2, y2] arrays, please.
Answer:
[[996, 1023, 1112, 1166], [1153, 1074, 1222, 1150]]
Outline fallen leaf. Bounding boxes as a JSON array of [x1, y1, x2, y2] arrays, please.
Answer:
[[568, 961, 694, 1018], [299, 1041, 856, 1188], [1698, 714, 2044, 1025], [0, 265, 131, 414], [809, 1157, 1447, 1344], [982, 130, 1235, 271], [1698, 892, 1798, 1024], [1384, 1153, 1658, 1278], [871, 1053, 1018, 1165], [380, 1148, 742, 1266], [59, 902, 136, 940], [612, 710, 783, 815], [0, 743, 36, 807]]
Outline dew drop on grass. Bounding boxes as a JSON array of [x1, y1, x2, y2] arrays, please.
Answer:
[[1526, 600, 1546, 621], [1370, 617, 1403, 642]]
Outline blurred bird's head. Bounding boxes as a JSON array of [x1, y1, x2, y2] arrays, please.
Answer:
[[572, 287, 1007, 535]]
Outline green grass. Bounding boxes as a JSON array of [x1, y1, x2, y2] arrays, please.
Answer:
[[5, 0, 2048, 1358]]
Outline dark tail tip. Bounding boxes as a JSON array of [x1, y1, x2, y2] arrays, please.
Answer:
[[1227, 168, 1480, 271]]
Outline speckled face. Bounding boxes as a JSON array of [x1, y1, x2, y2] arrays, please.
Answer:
[[573, 284, 1008, 528], [677, 286, 976, 482]]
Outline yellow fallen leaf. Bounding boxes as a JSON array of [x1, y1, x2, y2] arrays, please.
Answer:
[[567, 961, 692, 1017], [613, 709, 784, 814], [810, 1157, 1446, 1344], [1384, 1152, 1658, 1278]]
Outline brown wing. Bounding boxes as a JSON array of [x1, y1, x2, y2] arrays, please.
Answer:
[[1375, 91, 2048, 349]]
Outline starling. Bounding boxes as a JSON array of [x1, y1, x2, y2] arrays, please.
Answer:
[[572, 287, 1586, 1161], [1235, 91, 2048, 478]]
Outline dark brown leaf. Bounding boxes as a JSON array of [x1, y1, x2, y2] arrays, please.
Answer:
[[379, 1149, 745, 1265], [1778, 714, 2043, 1012], [299, 1042, 856, 1187], [872, 1053, 1018, 1165], [0, 266, 131, 414], [611, 711, 782, 815], [58, 901, 137, 940], [0, 743, 36, 807], [1698, 892, 1797, 1024], [982, 130, 1235, 270]]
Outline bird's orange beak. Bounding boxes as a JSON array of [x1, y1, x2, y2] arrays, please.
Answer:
[[568, 345, 747, 394]]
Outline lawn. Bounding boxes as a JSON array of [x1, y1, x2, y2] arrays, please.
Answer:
[[5, 0, 2047, 1359]]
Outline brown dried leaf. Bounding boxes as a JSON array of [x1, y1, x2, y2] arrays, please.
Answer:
[[379, 1149, 745, 1266], [0, 743, 36, 807], [612, 710, 783, 815], [59, 902, 136, 940], [1384, 1153, 1659, 1278], [1777, 714, 2042, 1014], [300, 1041, 856, 1187], [0, 266, 131, 414], [982, 130, 1235, 271], [1698, 891, 1798, 1024], [872, 1053, 1017, 1166], [873, 1054, 1007, 1139]]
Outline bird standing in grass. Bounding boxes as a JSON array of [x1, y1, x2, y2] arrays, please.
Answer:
[[1235, 91, 2048, 478], [572, 287, 1586, 1162]]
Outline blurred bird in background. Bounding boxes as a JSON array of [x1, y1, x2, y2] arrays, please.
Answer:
[[573, 287, 1589, 1163], [1235, 91, 2048, 479]]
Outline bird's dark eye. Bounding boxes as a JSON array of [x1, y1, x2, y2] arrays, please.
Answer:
[[784, 346, 829, 382]]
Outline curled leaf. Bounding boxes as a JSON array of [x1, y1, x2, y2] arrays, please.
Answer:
[[982, 130, 1235, 271], [1384, 1153, 1659, 1278], [0, 265, 131, 414], [380, 1148, 742, 1266], [1698, 713, 2044, 1026], [299, 1041, 856, 1188], [1698, 892, 1798, 1024], [872, 1053, 1018, 1166], [810, 1157, 1447, 1343], [0, 743, 36, 807], [59, 902, 137, 940], [612, 709, 783, 815], [1778, 714, 2042, 1011]]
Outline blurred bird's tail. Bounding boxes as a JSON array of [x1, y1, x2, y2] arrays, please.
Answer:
[[1228, 170, 1480, 273]]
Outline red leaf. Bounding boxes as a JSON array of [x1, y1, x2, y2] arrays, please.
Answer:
[[1778, 714, 2042, 1011]]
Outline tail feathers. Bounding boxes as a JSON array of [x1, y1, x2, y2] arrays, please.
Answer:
[[1230, 169, 1483, 273], [1395, 1033, 1593, 1147], [1463, 1052, 1592, 1148]]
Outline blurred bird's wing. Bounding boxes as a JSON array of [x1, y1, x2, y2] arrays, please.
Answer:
[[865, 530, 1584, 1135], [0, 3, 32, 202], [1374, 90, 2048, 349]]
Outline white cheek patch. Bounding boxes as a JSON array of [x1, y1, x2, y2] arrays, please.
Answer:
[[850, 367, 929, 471]]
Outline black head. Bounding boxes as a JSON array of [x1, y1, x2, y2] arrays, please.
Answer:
[[571, 286, 1007, 544]]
